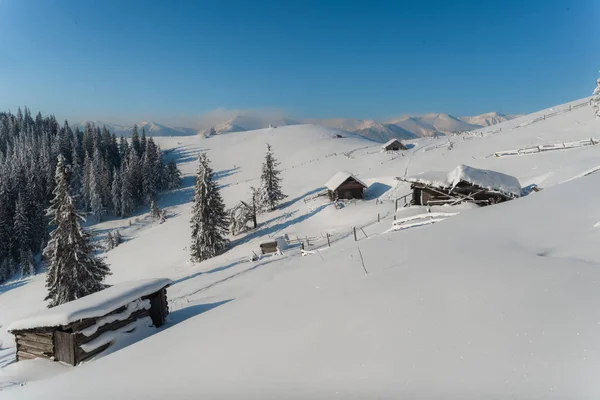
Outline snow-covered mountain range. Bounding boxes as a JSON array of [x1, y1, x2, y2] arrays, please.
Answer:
[[77, 111, 517, 142]]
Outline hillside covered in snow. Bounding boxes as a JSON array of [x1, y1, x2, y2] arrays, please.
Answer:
[[2, 96, 600, 398]]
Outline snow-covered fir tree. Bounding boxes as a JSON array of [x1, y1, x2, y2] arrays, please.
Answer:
[[111, 169, 122, 217], [44, 155, 111, 307], [89, 162, 104, 222], [593, 77, 600, 118], [258, 143, 286, 211], [13, 193, 32, 263], [166, 159, 182, 190], [190, 153, 229, 262]]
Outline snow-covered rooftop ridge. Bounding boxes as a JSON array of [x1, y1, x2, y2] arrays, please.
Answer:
[[381, 138, 402, 147], [405, 165, 522, 197], [8, 278, 172, 332], [325, 171, 367, 191]]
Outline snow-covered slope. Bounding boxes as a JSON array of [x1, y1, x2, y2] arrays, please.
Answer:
[[199, 115, 301, 136], [3, 97, 600, 398], [388, 113, 482, 136]]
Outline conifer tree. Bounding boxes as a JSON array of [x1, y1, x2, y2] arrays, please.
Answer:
[[131, 124, 142, 157], [111, 169, 122, 217], [166, 159, 181, 190], [190, 153, 229, 262], [44, 155, 110, 307], [593, 77, 600, 118], [258, 143, 286, 211], [89, 163, 104, 221], [120, 162, 134, 217], [20, 248, 36, 276], [13, 193, 31, 263]]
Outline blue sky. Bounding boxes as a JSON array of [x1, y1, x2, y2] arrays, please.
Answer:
[[0, 0, 598, 124]]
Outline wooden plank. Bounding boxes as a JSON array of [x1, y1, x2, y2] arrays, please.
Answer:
[[17, 350, 49, 361], [147, 291, 164, 328], [16, 338, 54, 352], [15, 333, 54, 345], [77, 342, 111, 363], [16, 344, 53, 357], [76, 309, 150, 345], [54, 331, 77, 366], [67, 304, 128, 332]]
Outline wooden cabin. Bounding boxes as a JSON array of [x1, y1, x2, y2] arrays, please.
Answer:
[[403, 165, 521, 207], [8, 279, 171, 366], [325, 171, 368, 201], [382, 138, 408, 151]]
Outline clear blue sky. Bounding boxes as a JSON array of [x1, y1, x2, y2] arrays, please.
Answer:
[[0, 0, 598, 123]]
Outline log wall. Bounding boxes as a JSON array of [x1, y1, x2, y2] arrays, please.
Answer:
[[11, 286, 169, 365]]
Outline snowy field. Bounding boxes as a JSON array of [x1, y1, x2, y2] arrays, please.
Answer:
[[1, 97, 600, 398]]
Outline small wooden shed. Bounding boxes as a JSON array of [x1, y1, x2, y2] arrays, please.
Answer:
[[325, 171, 368, 201], [402, 165, 521, 207], [8, 278, 171, 366], [382, 138, 408, 151], [259, 236, 288, 254]]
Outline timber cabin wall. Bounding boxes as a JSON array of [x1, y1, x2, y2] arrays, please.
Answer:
[[11, 286, 169, 366], [328, 181, 366, 201]]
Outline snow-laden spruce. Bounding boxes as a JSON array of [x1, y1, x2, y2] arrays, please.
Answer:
[[190, 153, 229, 262], [44, 155, 111, 308], [593, 77, 600, 118], [258, 143, 286, 211]]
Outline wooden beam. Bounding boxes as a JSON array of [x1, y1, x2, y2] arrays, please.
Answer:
[[77, 342, 112, 363], [17, 350, 48, 361], [15, 333, 53, 345], [16, 345, 53, 357], [16, 338, 54, 353], [76, 309, 150, 345]]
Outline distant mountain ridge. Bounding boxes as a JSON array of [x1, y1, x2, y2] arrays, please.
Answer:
[[77, 111, 516, 142]]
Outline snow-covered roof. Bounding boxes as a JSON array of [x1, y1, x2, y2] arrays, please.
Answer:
[[404, 164, 522, 198], [382, 138, 402, 148], [8, 278, 172, 332], [325, 171, 367, 191]]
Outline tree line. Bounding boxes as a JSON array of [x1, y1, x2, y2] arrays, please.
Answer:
[[0, 108, 181, 283]]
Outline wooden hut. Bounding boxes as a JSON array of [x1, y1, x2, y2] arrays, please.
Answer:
[[259, 237, 288, 254], [325, 171, 368, 201], [382, 138, 408, 151], [402, 165, 521, 207], [8, 278, 171, 366]]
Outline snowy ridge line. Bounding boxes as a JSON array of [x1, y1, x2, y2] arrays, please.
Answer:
[[564, 165, 600, 183], [466, 99, 591, 138], [492, 136, 600, 158]]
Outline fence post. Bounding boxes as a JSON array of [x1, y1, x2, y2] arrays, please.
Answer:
[[353, 227, 357, 241], [357, 247, 369, 275], [377, 213, 380, 223], [543, 114, 546, 120], [570, 105, 572, 111], [306, 236, 310, 247], [327, 233, 331, 247], [394, 198, 399, 211]]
